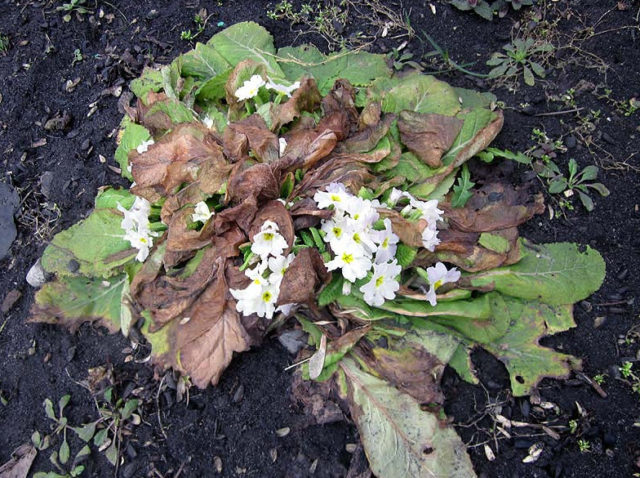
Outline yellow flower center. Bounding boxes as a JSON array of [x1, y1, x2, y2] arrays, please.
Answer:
[[332, 226, 342, 238], [382, 238, 389, 248], [140, 238, 147, 244], [434, 279, 443, 289], [375, 276, 385, 288], [330, 194, 341, 202], [263, 232, 274, 241], [253, 278, 261, 285], [342, 252, 354, 264], [262, 291, 272, 303], [353, 233, 361, 244]]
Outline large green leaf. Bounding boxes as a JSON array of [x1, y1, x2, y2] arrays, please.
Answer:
[[207, 21, 283, 76], [31, 274, 126, 333], [467, 242, 606, 305], [180, 42, 232, 79], [440, 108, 496, 166], [482, 297, 580, 396], [340, 358, 475, 478], [277, 45, 390, 94], [114, 118, 151, 180], [41, 189, 136, 278], [381, 73, 461, 115], [130, 67, 164, 102]]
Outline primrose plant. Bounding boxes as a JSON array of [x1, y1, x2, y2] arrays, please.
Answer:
[[29, 22, 606, 478]]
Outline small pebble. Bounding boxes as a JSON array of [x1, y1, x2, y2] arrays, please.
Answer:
[[232, 384, 244, 403], [26, 259, 47, 288], [1, 289, 22, 313]]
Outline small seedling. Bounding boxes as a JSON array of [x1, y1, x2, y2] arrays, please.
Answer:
[[72, 49, 83, 66], [449, 0, 494, 20], [0, 34, 9, 54], [619, 362, 640, 396], [568, 419, 578, 434], [387, 48, 421, 72], [487, 38, 553, 86], [577, 439, 591, 453], [56, 0, 91, 22], [593, 374, 606, 385], [181, 9, 208, 41], [536, 158, 610, 212]]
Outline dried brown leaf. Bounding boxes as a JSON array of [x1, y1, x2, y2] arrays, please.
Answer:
[[397, 111, 463, 168]]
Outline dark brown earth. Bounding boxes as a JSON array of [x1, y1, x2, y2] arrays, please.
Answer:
[[0, 1, 639, 477]]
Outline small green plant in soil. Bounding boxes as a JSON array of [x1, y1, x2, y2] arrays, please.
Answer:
[[181, 9, 209, 42], [28, 22, 606, 477], [487, 38, 553, 86], [56, 0, 91, 23], [449, 0, 533, 21], [620, 361, 640, 396], [577, 439, 591, 453], [0, 33, 9, 54]]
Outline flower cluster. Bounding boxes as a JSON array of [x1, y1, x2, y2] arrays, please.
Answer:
[[386, 188, 443, 251], [234, 74, 300, 101], [230, 221, 293, 319], [117, 197, 158, 262], [314, 183, 402, 307]]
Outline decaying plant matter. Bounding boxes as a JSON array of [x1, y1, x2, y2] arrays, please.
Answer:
[[29, 22, 605, 477]]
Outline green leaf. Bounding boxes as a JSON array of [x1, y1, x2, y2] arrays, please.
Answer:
[[207, 21, 283, 76], [381, 73, 461, 115], [130, 67, 164, 101], [145, 99, 196, 124], [396, 244, 417, 267], [579, 165, 598, 181], [309, 227, 325, 252], [568, 158, 578, 179], [120, 399, 139, 420], [529, 61, 546, 78], [277, 45, 390, 94], [453, 87, 497, 110], [483, 147, 531, 164], [72, 422, 97, 443], [474, 2, 494, 20], [105, 441, 118, 466], [114, 117, 151, 180], [93, 428, 108, 447], [449, 344, 479, 384], [548, 178, 567, 194], [440, 108, 497, 166], [481, 297, 581, 396], [41, 190, 136, 278], [44, 398, 55, 420], [195, 69, 233, 102], [318, 274, 344, 307], [468, 242, 606, 305], [340, 358, 475, 478], [578, 191, 594, 211], [32, 275, 127, 333], [58, 394, 70, 414], [587, 182, 610, 196], [180, 42, 232, 79], [478, 233, 511, 253], [451, 164, 475, 208], [59, 439, 70, 465], [523, 65, 535, 86]]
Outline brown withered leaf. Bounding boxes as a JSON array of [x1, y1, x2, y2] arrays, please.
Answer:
[[130, 124, 225, 202], [227, 161, 280, 205], [358, 102, 381, 131], [317, 79, 359, 140], [294, 156, 374, 200], [342, 114, 395, 154], [291, 370, 345, 425], [166, 207, 214, 254], [443, 183, 544, 232], [0, 444, 37, 478], [429, 227, 521, 272], [136, 228, 244, 329], [249, 200, 295, 249], [378, 209, 427, 248], [174, 260, 252, 387], [223, 114, 279, 163], [290, 198, 333, 230], [277, 248, 329, 305], [365, 342, 446, 404], [214, 196, 259, 236], [397, 111, 463, 168], [225, 60, 268, 120], [271, 77, 322, 132]]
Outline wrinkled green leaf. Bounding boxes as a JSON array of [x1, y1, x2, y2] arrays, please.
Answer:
[[114, 118, 151, 180], [340, 358, 475, 478], [468, 242, 606, 305], [381, 73, 461, 115]]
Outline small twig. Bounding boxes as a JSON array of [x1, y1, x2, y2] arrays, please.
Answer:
[[594, 300, 630, 307], [576, 371, 607, 398], [155, 374, 168, 440], [534, 107, 584, 117]]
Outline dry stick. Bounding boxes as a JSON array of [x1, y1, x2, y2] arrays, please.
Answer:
[[576, 371, 607, 398], [155, 374, 168, 440], [534, 107, 584, 117]]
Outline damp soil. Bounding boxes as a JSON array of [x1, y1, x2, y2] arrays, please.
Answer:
[[0, 1, 638, 477]]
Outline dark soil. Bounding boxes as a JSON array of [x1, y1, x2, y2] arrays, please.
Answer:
[[0, 1, 639, 477]]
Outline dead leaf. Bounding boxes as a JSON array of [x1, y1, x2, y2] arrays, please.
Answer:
[[0, 444, 37, 478], [378, 209, 427, 247], [227, 162, 279, 205], [271, 77, 322, 132], [308, 333, 327, 379], [277, 248, 329, 305], [223, 114, 279, 163], [397, 111, 463, 168]]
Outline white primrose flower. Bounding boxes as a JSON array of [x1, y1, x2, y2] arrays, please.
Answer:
[[231, 281, 279, 319], [276, 303, 297, 316], [279, 137, 287, 157], [117, 197, 152, 232], [344, 196, 379, 228], [234, 74, 266, 101], [410, 197, 443, 228], [386, 188, 406, 207], [192, 201, 214, 223], [136, 139, 155, 154], [360, 260, 402, 307], [268, 253, 294, 284], [266, 78, 301, 97], [339, 228, 377, 258], [372, 218, 399, 264], [326, 250, 372, 283], [123, 228, 154, 262], [313, 182, 352, 211], [424, 262, 461, 306], [251, 220, 288, 259], [421, 225, 441, 252], [321, 217, 349, 247], [202, 116, 214, 129]]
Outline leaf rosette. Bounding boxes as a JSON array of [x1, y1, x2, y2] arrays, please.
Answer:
[[30, 22, 606, 477]]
